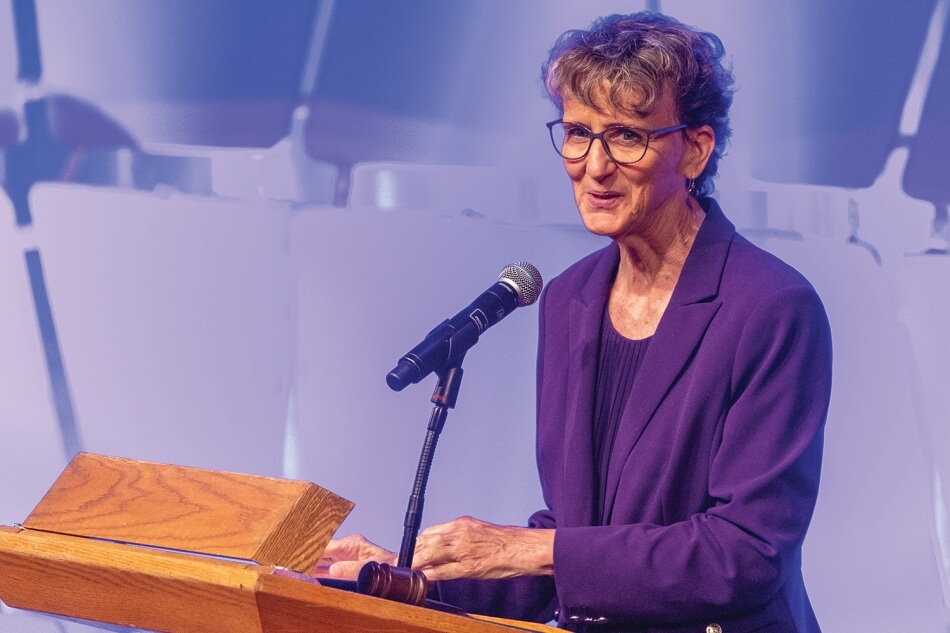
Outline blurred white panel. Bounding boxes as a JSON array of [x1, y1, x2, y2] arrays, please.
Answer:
[[289, 206, 607, 550], [27, 184, 294, 477], [898, 255, 950, 609], [753, 167, 949, 630]]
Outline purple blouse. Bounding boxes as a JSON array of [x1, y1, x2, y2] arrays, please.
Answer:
[[593, 313, 651, 523]]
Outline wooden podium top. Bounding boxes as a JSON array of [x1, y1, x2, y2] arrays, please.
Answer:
[[23, 452, 352, 572], [0, 453, 559, 633]]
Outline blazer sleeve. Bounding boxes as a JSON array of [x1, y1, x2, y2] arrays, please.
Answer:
[[551, 282, 832, 625]]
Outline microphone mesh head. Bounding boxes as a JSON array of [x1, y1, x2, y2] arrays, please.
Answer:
[[499, 262, 543, 307]]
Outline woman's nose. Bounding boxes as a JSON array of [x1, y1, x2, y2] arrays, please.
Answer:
[[584, 137, 616, 178]]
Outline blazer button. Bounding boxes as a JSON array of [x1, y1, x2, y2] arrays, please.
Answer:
[[706, 624, 722, 633]]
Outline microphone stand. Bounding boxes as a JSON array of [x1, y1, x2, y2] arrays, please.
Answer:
[[397, 353, 465, 568], [354, 354, 466, 607]]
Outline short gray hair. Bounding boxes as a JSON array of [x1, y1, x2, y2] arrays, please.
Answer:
[[542, 12, 735, 197]]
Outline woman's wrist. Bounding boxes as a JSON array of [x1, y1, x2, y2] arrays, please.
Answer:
[[510, 526, 555, 576]]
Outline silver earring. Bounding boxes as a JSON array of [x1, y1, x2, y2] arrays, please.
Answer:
[[687, 179, 697, 197]]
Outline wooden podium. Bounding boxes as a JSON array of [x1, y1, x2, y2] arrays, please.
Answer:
[[0, 453, 557, 633]]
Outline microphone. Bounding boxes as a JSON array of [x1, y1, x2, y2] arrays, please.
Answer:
[[386, 262, 543, 391]]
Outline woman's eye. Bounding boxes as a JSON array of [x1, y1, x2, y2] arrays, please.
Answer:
[[565, 126, 591, 140], [613, 128, 644, 144]]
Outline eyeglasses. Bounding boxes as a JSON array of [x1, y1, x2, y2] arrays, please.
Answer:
[[546, 120, 688, 164]]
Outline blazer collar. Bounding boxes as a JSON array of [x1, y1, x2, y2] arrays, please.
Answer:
[[561, 198, 735, 525], [571, 198, 733, 308]]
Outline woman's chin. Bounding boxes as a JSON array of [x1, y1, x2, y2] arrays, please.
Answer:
[[578, 210, 621, 238]]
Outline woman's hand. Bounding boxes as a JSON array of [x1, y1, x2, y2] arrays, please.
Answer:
[[313, 518, 555, 582], [412, 516, 555, 581], [312, 534, 398, 580]]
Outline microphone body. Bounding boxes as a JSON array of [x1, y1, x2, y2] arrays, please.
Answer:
[[386, 263, 542, 391]]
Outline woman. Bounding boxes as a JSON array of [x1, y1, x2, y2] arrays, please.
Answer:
[[318, 12, 832, 633]]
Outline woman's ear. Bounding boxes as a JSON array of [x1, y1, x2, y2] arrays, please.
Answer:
[[682, 124, 716, 179]]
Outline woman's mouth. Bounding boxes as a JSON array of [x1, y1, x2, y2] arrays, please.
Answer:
[[586, 191, 622, 209]]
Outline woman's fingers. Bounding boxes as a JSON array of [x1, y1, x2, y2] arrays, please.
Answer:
[[312, 534, 398, 579], [312, 520, 554, 582], [412, 517, 554, 581]]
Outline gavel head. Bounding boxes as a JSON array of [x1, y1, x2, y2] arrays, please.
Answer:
[[356, 561, 428, 607]]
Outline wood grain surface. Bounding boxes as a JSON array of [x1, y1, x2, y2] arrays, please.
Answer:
[[0, 527, 560, 633], [0, 526, 263, 633], [23, 453, 353, 571], [255, 572, 561, 633]]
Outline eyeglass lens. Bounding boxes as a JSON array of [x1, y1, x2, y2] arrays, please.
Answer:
[[549, 123, 650, 163]]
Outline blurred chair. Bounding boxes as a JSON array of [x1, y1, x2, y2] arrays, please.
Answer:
[[4, 0, 149, 224], [206, 111, 337, 204], [2, 92, 212, 228], [348, 162, 520, 219], [302, 97, 484, 207]]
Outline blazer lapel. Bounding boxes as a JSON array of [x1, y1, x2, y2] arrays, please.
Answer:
[[560, 246, 617, 528], [601, 200, 734, 522]]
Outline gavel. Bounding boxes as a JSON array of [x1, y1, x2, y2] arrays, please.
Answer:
[[357, 561, 429, 606]]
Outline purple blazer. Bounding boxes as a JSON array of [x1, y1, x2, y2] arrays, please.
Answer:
[[439, 199, 832, 633]]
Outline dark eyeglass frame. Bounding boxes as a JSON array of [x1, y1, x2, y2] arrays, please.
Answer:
[[546, 120, 689, 164]]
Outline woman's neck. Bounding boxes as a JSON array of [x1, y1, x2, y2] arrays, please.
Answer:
[[614, 195, 705, 293]]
